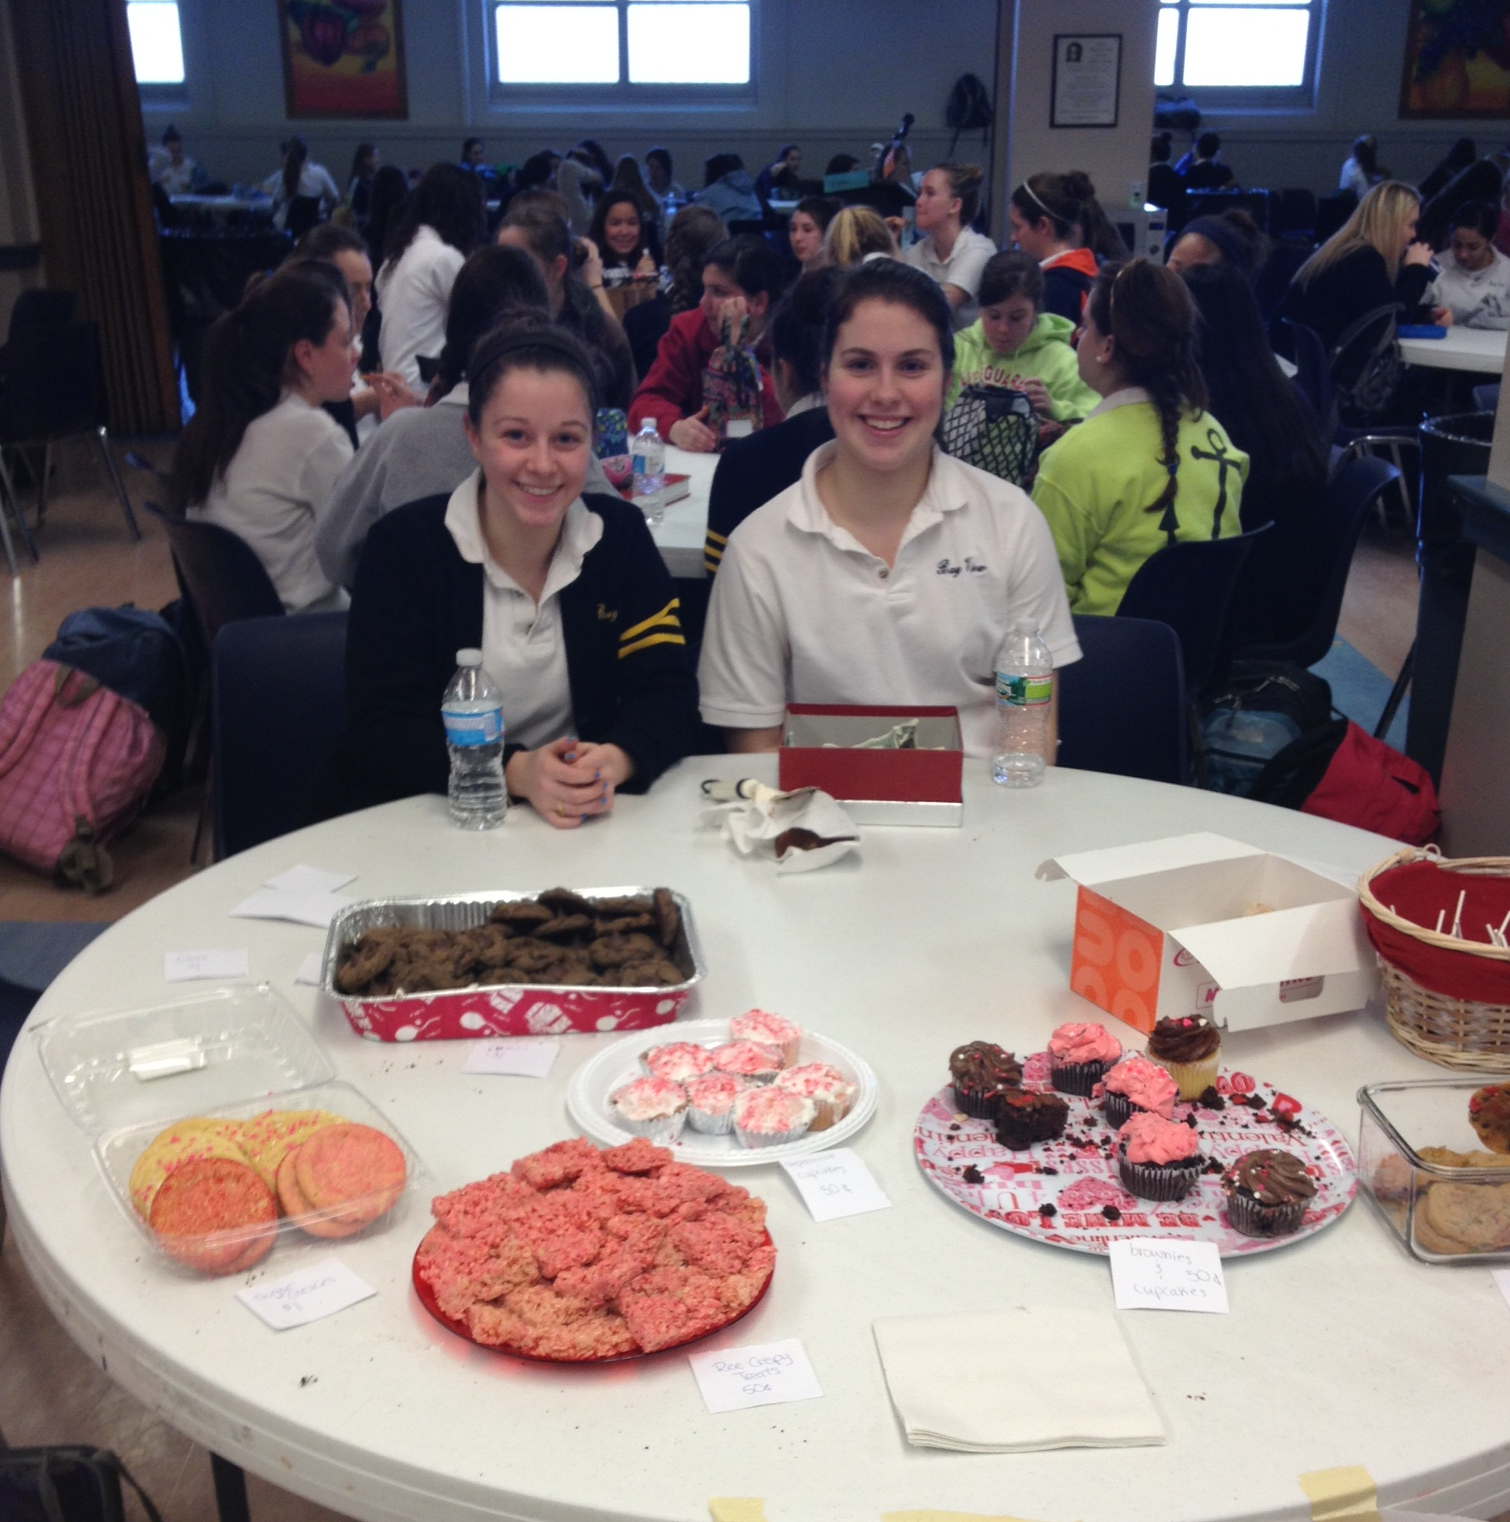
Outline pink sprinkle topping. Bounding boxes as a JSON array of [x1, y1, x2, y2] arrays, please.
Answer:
[[643, 1042, 716, 1083], [733, 1087, 814, 1136], [711, 1040, 783, 1077], [774, 1063, 855, 1104], [685, 1073, 746, 1116], [609, 1076, 687, 1122], [729, 1009, 802, 1050]]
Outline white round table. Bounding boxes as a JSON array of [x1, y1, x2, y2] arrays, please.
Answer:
[[1399, 326, 1507, 375], [4, 762, 1508, 1522]]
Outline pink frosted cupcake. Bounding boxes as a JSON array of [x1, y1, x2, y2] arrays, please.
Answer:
[[711, 1040, 783, 1083], [685, 1073, 748, 1135], [1097, 1055, 1179, 1129], [608, 1076, 688, 1144], [773, 1063, 857, 1131], [1117, 1112, 1203, 1201], [732, 1086, 815, 1149], [1046, 1022, 1123, 1096], [641, 1042, 716, 1084], [729, 1010, 802, 1066]]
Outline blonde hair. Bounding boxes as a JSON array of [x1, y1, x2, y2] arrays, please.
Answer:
[[824, 206, 898, 268], [1297, 180, 1420, 287]]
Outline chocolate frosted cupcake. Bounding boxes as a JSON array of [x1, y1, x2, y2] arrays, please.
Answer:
[[1145, 1014, 1222, 1101], [948, 1042, 1023, 1121], [1117, 1112, 1203, 1202], [1046, 1022, 1122, 1096], [1222, 1148, 1317, 1236], [994, 1089, 1069, 1151]]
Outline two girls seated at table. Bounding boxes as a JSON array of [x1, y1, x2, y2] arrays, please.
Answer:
[[628, 235, 790, 452], [322, 314, 700, 827], [1425, 201, 1510, 330]]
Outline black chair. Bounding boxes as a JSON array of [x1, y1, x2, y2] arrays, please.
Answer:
[[1274, 316, 1334, 438], [1472, 383, 1500, 412], [1059, 615, 1187, 785], [1226, 453, 1401, 668], [1273, 188, 1317, 240], [212, 613, 347, 859], [1252, 240, 1312, 326], [1116, 524, 1268, 700], [6, 288, 75, 343], [1185, 187, 1270, 233], [0, 320, 139, 541], [285, 194, 323, 240], [1315, 191, 1356, 243], [624, 294, 670, 383]]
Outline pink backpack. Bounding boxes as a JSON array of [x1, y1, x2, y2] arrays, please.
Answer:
[[0, 661, 166, 892]]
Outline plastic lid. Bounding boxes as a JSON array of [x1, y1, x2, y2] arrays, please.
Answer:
[[456, 648, 483, 666], [1013, 618, 1038, 635]]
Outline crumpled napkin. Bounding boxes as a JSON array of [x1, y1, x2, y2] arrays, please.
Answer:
[[700, 779, 859, 874]]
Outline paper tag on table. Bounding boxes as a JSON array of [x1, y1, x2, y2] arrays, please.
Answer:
[[1109, 1238, 1229, 1313], [264, 865, 356, 896], [688, 1338, 823, 1414], [231, 888, 353, 929], [164, 949, 248, 983], [462, 1038, 560, 1078], [780, 1149, 891, 1221], [295, 951, 324, 986], [236, 1257, 376, 1330]]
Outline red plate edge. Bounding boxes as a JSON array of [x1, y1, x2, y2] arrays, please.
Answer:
[[411, 1231, 775, 1364]]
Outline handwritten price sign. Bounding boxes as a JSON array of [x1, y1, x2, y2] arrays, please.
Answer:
[[236, 1257, 376, 1330], [688, 1338, 824, 1413], [1109, 1238, 1229, 1314], [780, 1149, 891, 1221]]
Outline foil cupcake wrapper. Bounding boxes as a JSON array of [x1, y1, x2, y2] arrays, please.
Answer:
[[1050, 1059, 1112, 1097], [611, 1107, 688, 1145], [734, 1119, 812, 1149], [1224, 1188, 1307, 1238], [686, 1105, 736, 1135]]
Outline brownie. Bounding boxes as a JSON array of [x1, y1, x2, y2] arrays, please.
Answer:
[[993, 1090, 1069, 1151]]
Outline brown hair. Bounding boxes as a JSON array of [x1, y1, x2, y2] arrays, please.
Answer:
[[931, 162, 984, 226], [1086, 258, 1206, 538], [1012, 170, 1128, 260]]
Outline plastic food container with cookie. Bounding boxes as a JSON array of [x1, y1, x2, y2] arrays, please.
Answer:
[[1358, 1078, 1510, 1262], [33, 984, 428, 1277], [321, 885, 704, 1041]]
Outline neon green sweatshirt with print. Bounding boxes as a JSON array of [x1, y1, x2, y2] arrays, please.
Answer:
[[1031, 390, 1248, 617], [946, 312, 1101, 418]]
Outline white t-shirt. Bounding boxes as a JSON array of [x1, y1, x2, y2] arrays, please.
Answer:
[[375, 225, 467, 390], [1427, 248, 1510, 331], [443, 472, 604, 750], [698, 441, 1081, 758], [905, 226, 997, 329], [261, 162, 342, 226], [190, 391, 352, 614]]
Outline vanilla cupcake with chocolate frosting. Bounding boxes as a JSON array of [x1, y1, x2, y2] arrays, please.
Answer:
[[1144, 1013, 1222, 1101]]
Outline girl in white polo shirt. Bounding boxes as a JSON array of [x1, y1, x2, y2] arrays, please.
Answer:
[[698, 260, 1080, 761], [904, 163, 996, 329]]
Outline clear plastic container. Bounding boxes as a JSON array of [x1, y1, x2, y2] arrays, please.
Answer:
[[1357, 1077, 1510, 1262]]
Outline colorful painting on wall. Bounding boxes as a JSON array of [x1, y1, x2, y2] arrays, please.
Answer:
[[1401, 0, 1510, 118], [280, 0, 408, 118]]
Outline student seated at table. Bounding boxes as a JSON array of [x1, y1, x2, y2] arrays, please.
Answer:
[[1340, 135, 1387, 199], [610, 155, 664, 242], [1278, 182, 1438, 351], [946, 251, 1099, 419], [588, 191, 662, 323], [904, 163, 996, 328], [347, 143, 378, 226], [1426, 201, 1510, 330], [1164, 210, 1267, 282], [645, 147, 686, 218], [619, 204, 726, 382], [704, 267, 841, 573], [1008, 171, 1124, 323], [318, 314, 700, 825], [496, 198, 637, 411], [376, 164, 485, 391], [262, 136, 340, 231], [173, 265, 355, 614], [1031, 258, 1247, 617], [150, 124, 203, 196], [789, 195, 839, 273], [697, 260, 1080, 759], [824, 206, 899, 268], [1180, 133, 1236, 191], [628, 235, 788, 451], [756, 145, 803, 205], [694, 154, 763, 228]]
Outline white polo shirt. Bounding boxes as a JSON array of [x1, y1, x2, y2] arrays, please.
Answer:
[[444, 471, 603, 750], [698, 442, 1081, 758], [905, 226, 997, 329]]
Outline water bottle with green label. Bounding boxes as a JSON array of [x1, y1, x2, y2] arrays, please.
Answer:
[[993, 618, 1053, 788]]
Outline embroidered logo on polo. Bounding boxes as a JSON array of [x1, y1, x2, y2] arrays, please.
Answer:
[[597, 603, 618, 622], [935, 557, 988, 577], [618, 598, 686, 659]]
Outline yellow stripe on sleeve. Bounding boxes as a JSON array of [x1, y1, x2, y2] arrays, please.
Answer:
[[705, 529, 728, 547], [619, 597, 681, 643], [619, 631, 687, 659]]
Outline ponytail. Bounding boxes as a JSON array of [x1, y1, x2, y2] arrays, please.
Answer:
[[282, 136, 308, 203]]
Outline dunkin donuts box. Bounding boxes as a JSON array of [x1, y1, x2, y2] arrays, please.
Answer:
[[1037, 832, 1378, 1034]]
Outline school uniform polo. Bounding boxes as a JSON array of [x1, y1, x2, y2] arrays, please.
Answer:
[[444, 472, 603, 750], [698, 441, 1080, 758], [905, 226, 997, 329]]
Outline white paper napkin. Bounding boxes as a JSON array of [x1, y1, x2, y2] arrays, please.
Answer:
[[872, 1306, 1164, 1452], [701, 781, 859, 873]]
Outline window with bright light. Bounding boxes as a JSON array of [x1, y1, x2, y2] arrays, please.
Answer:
[[493, 0, 751, 89], [127, 1, 185, 85], [1156, 0, 1317, 97]]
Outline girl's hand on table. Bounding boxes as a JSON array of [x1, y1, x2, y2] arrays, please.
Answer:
[[506, 737, 629, 827], [669, 408, 717, 452]]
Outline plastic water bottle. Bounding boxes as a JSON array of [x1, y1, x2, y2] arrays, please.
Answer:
[[992, 619, 1053, 788], [631, 417, 665, 506], [441, 649, 507, 828]]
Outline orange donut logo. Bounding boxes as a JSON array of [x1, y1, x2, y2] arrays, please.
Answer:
[[1069, 888, 1165, 1033]]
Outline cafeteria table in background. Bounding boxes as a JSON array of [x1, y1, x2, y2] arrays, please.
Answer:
[[5, 762, 1508, 1522], [646, 444, 717, 579], [1399, 326, 1507, 374]]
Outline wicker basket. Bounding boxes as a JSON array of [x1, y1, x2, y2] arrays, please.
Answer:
[[1359, 847, 1510, 1071]]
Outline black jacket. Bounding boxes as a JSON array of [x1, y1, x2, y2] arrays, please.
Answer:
[[316, 490, 699, 816], [703, 406, 835, 575], [1279, 245, 1433, 353]]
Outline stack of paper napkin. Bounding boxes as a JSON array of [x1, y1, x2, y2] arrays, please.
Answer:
[[700, 779, 858, 874], [872, 1307, 1164, 1453]]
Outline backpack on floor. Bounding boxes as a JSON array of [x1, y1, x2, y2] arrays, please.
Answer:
[[1201, 662, 1335, 796], [0, 661, 166, 892], [0, 1443, 164, 1522]]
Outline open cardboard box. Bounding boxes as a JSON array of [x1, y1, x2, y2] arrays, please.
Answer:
[[778, 704, 963, 827], [1037, 832, 1379, 1033]]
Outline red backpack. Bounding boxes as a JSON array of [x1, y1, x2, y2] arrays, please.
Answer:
[[0, 661, 166, 891]]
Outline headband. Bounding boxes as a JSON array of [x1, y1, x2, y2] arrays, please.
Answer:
[[467, 323, 594, 388], [1179, 216, 1253, 274], [1016, 180, 1057, 222]]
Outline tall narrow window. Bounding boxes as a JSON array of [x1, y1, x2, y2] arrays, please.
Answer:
[[126, 1, 185, 85]]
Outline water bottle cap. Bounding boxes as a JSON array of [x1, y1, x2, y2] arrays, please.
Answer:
[[1013, 618, 1038, 635], [456, 648, 483, 667]]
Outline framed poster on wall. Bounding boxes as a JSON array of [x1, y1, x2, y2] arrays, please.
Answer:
[[280, 0, 408, 118], [1052, 34, 1121, 128], [1401, 0, 1510, 118]]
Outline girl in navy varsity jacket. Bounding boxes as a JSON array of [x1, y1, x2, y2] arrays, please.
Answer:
[[319, 314, 699, 825]]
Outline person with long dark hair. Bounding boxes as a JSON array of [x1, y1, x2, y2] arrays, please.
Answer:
[[905, 163, 994, 326], [1427, 200, 1510, 328], [644, 147, 685, 216], [174, 265, 356, 613], [587, 190, 661, 322], [788, 195, 838, 272], [1165, 209, 1267, 281], [698, 260, 1079, 757], [347, 143, 378, 225], [1340, 134, 1386, 198], [755, 144, 803, 204], [261, 136, 340, 231], [375, 163, 486, 388], [1031, 258, 1247, 615], [318, 312, 699, 824], [1008, 171, 1126, 322], [622, 203, 726, 380], [364, 164, 408, 271]]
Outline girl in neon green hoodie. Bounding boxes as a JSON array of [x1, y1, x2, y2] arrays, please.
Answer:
[[946, 251, 1102, 418]]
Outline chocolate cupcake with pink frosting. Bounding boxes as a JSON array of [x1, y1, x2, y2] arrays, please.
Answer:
[[1046, 1022, 1123, 1096], [1097, 1055, 1179, 1129], [1117, 1112, 1203, 1201]]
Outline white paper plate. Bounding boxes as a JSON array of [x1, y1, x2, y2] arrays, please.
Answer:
[[566, 1018, 877, 1167]]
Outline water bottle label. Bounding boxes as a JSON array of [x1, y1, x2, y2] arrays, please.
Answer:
[[995, 672, 1052, 707], [631, 451, 647, 473], [443, 707, 502, 746]]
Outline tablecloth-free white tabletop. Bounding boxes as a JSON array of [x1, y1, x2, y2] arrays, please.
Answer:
[[1400, 326, 1507, 375]]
